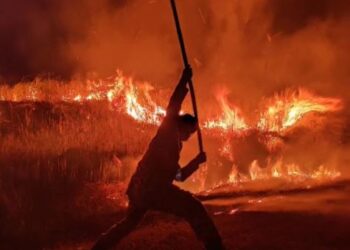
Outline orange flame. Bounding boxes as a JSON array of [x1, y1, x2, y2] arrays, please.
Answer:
[[0, 71, 166, 125], [257, 88, 342, 132], [0, 72, 344, 185], [226, 159, 341, 184], [204, 93, 248, 131], [123, 83, 166, 124]]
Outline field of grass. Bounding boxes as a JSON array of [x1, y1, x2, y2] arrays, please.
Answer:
[[1, 96, 349, 249], [0, 100, 156, 249]]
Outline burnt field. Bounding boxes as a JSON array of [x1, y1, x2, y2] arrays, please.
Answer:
[[1, 99, 350, 250]]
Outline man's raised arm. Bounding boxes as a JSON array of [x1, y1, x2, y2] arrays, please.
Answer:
[[166, 67, 192, 117]]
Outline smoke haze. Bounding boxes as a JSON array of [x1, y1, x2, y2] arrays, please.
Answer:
[[1, 0, 349, 104]]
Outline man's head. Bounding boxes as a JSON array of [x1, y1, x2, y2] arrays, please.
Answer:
[[178, 114, 198, 141]]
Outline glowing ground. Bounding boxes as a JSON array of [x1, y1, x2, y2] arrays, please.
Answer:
[[49, 179, 350, 250]]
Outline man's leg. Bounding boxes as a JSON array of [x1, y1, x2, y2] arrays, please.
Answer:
[[92, 206, 145, 250], [153, 186, 224, 250]]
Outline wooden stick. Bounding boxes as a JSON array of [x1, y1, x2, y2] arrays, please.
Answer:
[[170, 0, 204, 152]]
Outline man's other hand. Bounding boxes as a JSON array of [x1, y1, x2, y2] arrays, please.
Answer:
[[193, 152, 207, 165], [181, 66, 192, 83]]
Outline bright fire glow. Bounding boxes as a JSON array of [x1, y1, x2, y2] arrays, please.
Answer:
[[0, 71, 166, 125], [204, 93, 248, 131], [257, 88, 342, 132], [227, 159, 341, 184], [0, 72, 344, 184]]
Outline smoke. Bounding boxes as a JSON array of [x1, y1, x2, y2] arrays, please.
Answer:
[[1, 0, 350, 102], [0, 0, 175, 83], [197, 0, 350, 106]]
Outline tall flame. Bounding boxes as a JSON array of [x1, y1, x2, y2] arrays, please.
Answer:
[[204, 93, 247, 131], [123, 83, 166, 124], [0, 72, 344, 185]]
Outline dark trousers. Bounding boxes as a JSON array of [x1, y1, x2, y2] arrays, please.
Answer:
[[92, 185, 224, 250]]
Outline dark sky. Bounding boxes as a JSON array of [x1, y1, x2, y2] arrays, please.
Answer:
[[0, 0, 349, 86], [0, 0, 125, 83], [269, 0, 350, 33]]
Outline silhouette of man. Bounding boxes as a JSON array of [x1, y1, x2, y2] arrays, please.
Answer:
[[92, 67, 224, 250]]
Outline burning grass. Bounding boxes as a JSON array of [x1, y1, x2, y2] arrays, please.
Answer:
[[0, 73, 346, 188], [0, 72, 347, 248]]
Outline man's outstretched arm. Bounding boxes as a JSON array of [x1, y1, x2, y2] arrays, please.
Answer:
[[175, 152, 206, 182], [166, 67, 192, 117]]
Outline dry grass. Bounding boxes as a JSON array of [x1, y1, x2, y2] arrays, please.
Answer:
[[0, 100, 155, 248]]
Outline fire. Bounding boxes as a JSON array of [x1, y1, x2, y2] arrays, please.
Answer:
[[0, 71, 166, 125], [123, 83, 166, 124], [257, 88, 342, 132], [0, 72, 344, 186], [226, 159, 341, 184], [200, 88, 343, 185], [204, 93, 247, 131], [1, 74, 341, 132]]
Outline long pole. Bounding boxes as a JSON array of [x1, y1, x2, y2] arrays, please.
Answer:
[[170, 0, 204, 153]]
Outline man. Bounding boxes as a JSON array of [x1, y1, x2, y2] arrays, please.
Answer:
[[92, 67, 224, 250]]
